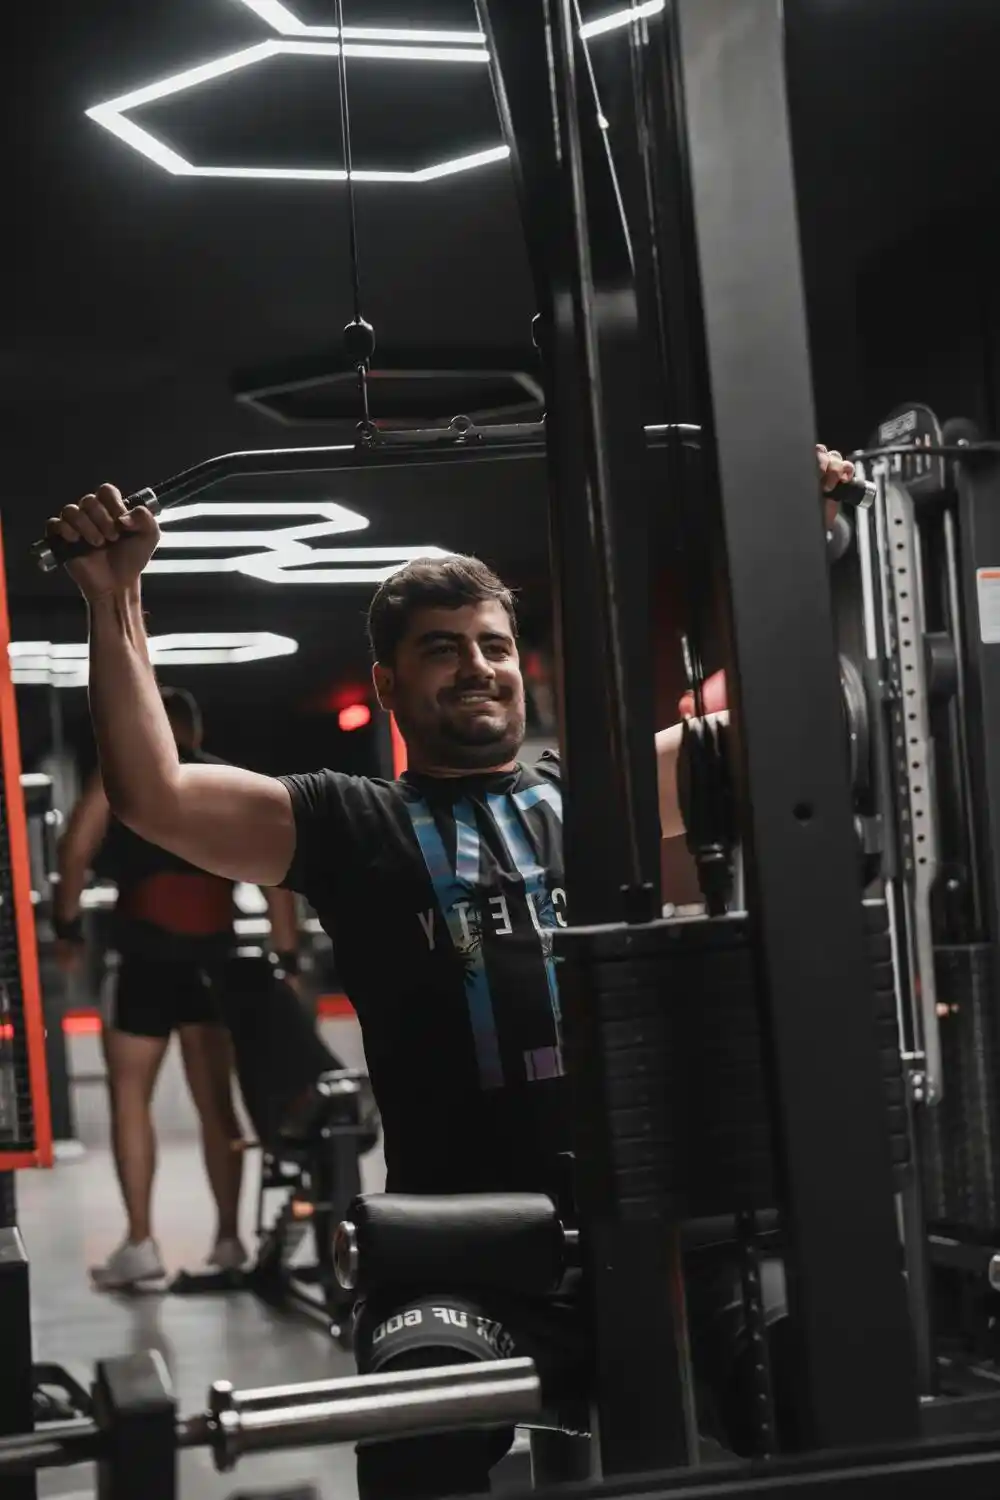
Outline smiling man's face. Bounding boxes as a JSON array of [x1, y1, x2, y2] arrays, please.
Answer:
[[373, 599, 526, 775]]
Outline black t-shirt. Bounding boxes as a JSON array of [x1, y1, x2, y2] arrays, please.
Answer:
[[280, 754, 569, 1196], [98, 749, 236, 960]]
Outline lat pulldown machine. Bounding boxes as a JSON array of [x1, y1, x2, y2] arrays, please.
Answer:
[[26, 1, 1000, 1496], [475, 0, 916, 1470]]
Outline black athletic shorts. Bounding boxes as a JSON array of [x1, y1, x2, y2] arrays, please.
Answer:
[[105, 954, 228, 1038]]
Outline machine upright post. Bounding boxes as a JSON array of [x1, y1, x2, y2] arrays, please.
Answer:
[[478, 0, 695, 1475], [672, 0, 918, 1445], [476, 0, 662, 930]]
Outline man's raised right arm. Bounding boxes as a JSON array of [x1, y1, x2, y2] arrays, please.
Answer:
[[48, 484, 296, 887]]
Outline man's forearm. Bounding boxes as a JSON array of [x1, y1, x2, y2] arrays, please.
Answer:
[[88, 586, 180, 824]]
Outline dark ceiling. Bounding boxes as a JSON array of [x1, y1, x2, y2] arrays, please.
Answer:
[[4, 0, 1000, 755]]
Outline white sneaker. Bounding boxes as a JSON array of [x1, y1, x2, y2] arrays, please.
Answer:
[[207, 1236, 248, 1271], [90, 1237, 166, 1291]]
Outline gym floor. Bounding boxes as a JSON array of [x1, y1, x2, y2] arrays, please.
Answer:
[[17, 1017, 384, 1500]]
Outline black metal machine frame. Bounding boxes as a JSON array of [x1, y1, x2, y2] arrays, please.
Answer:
[[21, 1, 1000, 1495], [667, 0, 917, 1447], [475, 0, 918, 1473], [0, 1226, 35, 1500]]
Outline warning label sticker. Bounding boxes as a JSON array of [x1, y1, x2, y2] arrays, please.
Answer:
[[977, 570, 1000, 643]]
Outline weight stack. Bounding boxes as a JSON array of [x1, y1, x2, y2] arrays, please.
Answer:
[[555, 903, 909, 1224], [555, 915, 775, 1225], [865, 899, 913, 1187], [921, 944, 1000, 1235]]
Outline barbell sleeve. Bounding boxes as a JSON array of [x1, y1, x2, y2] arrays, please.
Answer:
[[206, 1360, 509, 1420], [206, 1358, 541, 1472], [0, 1359, 541, 1479]]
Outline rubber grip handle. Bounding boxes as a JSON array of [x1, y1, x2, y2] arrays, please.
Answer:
[[32, 488, 161, 574], [834, 476, 876, 510]]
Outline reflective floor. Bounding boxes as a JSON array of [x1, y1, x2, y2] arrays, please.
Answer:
[[16, 1018, 383, 1500]]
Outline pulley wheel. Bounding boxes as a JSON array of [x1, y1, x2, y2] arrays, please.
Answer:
[[839, 653, 870, 795], [827, 509, 853, 563]]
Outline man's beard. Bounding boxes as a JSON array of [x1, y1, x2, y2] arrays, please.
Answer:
[[435, 703, 525, 768]]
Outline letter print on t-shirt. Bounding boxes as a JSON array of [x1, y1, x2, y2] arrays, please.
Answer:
[[401, 778, 565, 1093]]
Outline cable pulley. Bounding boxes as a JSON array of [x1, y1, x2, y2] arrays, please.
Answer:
[[334, 0, 375, 432]]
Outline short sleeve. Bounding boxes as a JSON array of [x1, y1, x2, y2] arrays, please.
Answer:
[[277, 769, 353, 898]]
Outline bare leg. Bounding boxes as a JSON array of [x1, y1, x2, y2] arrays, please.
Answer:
[[102, 1029, 170, 1244], [178, 1024, 243, 1243]]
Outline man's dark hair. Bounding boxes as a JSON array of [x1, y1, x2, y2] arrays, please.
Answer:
[[160, 685, 202, 741], [367, 553, 517, 664]]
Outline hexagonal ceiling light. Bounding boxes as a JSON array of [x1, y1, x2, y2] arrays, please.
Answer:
[[84, 0, 665, 182], [236, 0, 665, 44], [143, 500, 450, 584], [9, 633, 300, 687], [84, 26, 507, 183], [233, 0, 488, 46]]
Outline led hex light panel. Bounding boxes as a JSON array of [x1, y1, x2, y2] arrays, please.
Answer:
[[137, 499, 447, 584], [234, 0, 665, 45], [9, 632, 299, 688], [232, 0, 488, 46], [85, 35, 508, 183], [85, 1, 664, 181]]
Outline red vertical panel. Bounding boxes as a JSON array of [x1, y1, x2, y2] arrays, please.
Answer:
[[0, 518, 53, 1169]]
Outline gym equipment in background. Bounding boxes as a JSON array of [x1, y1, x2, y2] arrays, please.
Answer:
[[0, 519, 52, 1174], [838, 406, 1000, 1375], [171, 956, 379, 1344], [245, 1068, 378, 1344]]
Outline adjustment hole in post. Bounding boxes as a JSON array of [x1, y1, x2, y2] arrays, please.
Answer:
[[793, 802, 814, 824]]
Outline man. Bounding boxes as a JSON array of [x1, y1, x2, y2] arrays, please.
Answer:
[[55, 685, 302, 1290], [47, 444, 853, 1484]]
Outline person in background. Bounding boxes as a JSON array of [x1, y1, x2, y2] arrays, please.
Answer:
[[54, 685, 302, 1290]]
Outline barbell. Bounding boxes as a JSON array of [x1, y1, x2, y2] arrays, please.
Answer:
[[0, 1352, 541, 1481]]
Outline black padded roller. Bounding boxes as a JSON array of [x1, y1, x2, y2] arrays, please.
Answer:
[[341, 1192, 568, 1296]]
